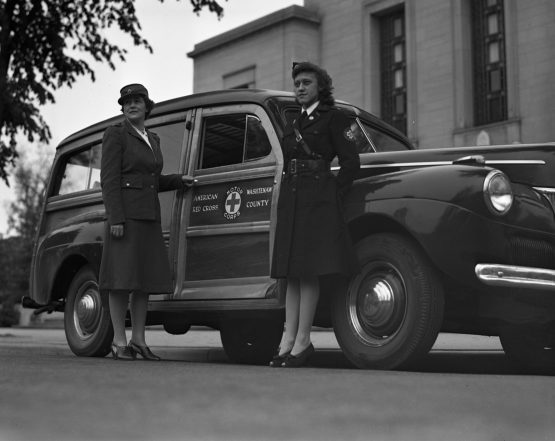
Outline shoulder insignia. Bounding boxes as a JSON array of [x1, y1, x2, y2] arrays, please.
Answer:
[[343, 127, 357, 142]]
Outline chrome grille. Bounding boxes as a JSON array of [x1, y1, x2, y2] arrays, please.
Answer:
[[510, 236, 555, 270], [534, 187, 555, 214]]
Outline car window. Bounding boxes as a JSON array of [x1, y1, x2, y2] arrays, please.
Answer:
[[152, 121, 186, 174], [349, 119, 374, 153], [56, 144, 101, 196], [199, 114, 271, 169], [244, 115, 272, 161], [361, 121, 410, 152]]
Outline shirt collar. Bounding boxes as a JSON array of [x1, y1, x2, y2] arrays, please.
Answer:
[[302, 101, 320, 117]]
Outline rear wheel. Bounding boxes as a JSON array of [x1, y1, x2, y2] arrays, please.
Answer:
[[332, 234, 444, 370], [500, 324, 555, 374], [64, 266, 113, 357], [220, 319, 283, 365]]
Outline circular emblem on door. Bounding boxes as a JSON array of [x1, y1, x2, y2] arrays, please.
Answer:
[[224, 187, 243, 220]]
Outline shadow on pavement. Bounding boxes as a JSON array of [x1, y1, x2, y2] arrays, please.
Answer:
[[159, 346, 534, 375]]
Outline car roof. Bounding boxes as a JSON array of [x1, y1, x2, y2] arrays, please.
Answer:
[[57, 89, 294, 149], [57, 88, 411, 150]]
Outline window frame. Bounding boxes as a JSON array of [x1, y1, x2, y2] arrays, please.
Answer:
[[471, 0, 508, 126], [193, 104, 276, 175], [378, 7, 407, 135], [50, 142, 102, 199]]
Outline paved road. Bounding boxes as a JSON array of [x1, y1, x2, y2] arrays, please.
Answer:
[[0, 328, 553, 441]]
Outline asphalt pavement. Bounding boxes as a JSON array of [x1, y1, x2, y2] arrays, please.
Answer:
[[1, 328, 553, 441]]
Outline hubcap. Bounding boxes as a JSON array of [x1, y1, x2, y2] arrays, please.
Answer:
[[348, 261, 407, 346], [73, 282, 102, 339]]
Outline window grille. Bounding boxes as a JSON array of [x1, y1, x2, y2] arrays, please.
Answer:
[[471, 0, 508, 125], [379, 9, 407, 134]]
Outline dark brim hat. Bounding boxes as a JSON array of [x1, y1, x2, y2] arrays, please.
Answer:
[[118, 83, 150, 105]]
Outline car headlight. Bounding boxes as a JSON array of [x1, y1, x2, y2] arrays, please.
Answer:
[[483, 170, 513, 215]]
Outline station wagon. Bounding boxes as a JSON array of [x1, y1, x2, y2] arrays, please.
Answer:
[[25, 89, 555, 372]]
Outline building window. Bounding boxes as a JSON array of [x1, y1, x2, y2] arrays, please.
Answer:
[[223, 66, 255, 89], [379, 8, 407, 134], [471, 0, 507, 125]]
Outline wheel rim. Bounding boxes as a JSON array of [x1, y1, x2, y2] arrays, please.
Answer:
[[73, 281, 103, 340], [348, 261, 408, 347]]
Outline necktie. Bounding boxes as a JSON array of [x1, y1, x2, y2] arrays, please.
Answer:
[[298, 111, 307, 126]]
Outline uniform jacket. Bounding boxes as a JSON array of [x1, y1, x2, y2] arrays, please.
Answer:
[[271, 104, 361, 278], [282, 103, 360, 193], [101, 119, 183, 225]]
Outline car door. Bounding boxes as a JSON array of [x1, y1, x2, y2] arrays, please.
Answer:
[[144, 110, 194, 294], [172, 103, 283, 300]]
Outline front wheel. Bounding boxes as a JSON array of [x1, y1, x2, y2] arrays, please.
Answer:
[[64, 266, 113, 357], [220, 319, 283, 365], [332, 234, 444, 370]]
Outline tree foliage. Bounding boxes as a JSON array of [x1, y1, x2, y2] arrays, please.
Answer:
[[0, 147, 50, 325], [0, 0, 226, 183], [7, 148, 51, 241], [0, 236, 26, 326]]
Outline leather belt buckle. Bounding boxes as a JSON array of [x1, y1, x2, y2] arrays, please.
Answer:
[[290, 159, 297, 175]]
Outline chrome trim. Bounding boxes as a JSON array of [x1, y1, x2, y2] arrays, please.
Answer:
[[533, 187, 555, 214], [331, 159, 546, 172], [186, 221, 270, 237], [483, 169, 513, 215], [534, 186, 555, 194], [475, 264, 555, 290], [485, 160, 545, 165]]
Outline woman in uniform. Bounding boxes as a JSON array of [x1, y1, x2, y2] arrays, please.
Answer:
[[270, 62, 360, 367], [100, 84, 193, 361]]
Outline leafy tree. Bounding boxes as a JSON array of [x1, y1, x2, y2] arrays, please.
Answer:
[[0, 236, 26, 326], [7, 147, 51, 241], [0, 0, 226, 184], [0, 147, 51, 326]]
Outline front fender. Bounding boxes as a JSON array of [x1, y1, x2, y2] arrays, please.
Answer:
[[345, 164, 555, 290], [348, 164, 495, 216]]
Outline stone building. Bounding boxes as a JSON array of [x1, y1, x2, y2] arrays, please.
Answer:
[[188, 0, 555, 148]]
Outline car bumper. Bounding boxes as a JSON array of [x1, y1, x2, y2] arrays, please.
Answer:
[[476, 264, 555, 291]]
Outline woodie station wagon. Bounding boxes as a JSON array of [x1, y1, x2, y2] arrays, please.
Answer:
[[25, 89, 555, 372]]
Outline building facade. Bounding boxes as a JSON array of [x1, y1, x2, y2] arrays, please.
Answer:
[[188, 0, 555, 148]]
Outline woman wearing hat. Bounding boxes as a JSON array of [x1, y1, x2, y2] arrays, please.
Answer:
[[100, 84, 193, 361], [270, 62, 360, 367]]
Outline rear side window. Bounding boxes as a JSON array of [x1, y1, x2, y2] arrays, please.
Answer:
[[199, 114, 271, 169], [55, 144, 101, 196]]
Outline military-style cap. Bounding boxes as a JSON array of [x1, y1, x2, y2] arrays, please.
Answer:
[[118, 83, 150, 105]]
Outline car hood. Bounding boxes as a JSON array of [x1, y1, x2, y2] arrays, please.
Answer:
[[356, 143, 555, 188]]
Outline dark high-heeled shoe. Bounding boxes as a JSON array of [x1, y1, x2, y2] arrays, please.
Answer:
[[128, 341, 161, 361], [111, 343, 135, 361], [269, 349, 291, 367], [281, 343, 314, 368]]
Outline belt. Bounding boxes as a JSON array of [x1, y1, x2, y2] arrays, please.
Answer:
[[286, 159, 329, 175]]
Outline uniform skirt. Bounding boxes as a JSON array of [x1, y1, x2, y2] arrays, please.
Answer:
[[271, 171, 359, 279], [99, 219, 173, 293]]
